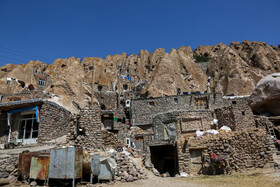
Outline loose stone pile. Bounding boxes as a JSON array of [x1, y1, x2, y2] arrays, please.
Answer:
[[113, 152, 147, 182], [102, 130, 123, 148], [0, 156, 17, 179]]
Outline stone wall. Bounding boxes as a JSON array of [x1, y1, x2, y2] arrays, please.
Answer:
[[178, 128, 274, 174], [1, 91, 50, 103], [38, 101, 71, 143], [95, 91, 118, 110], [67, 108, 104, 151], [0, 155, 18, 179], [178, 110, 214, 133], [215, 98, 255, 130], [132, 93, 223, 126]]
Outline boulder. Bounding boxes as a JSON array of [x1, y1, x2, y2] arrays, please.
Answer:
[[250, 73, 280, 115]]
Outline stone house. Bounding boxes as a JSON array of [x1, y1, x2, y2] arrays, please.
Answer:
[[131, 93, 225, 175], [131, 93, 275, 176], [215, 96, 255, 131], [0, 98, 71, 146]]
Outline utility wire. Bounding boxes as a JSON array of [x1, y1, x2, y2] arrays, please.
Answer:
[[0, 49, 38, 60], [0, 46, 52, 61], [0, 55, 29, 63]]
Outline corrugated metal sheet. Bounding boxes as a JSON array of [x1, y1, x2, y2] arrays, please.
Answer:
[[29, 155, 50, 180], [18, 152, 49, 180], [48, 147, 83, 179]]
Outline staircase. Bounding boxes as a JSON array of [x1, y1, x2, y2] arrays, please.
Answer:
[[265, 118, 276, 139]]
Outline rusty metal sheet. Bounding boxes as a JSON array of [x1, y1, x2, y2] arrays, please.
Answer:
[[18, 152, 49, 180], [29, 155, 50, 180], [74, 147, 83, 179], [48, 147, 83, 179]]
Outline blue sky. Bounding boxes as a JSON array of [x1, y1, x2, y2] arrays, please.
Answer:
[[0, 0, 279, 65]]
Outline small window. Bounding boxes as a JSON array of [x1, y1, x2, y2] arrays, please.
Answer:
[[38, 79, 45, 87], [232, 101, 237, 105], [123, 84, 128, 90], [28, 84, 34, 91], [9, 98, 21, 102], [174, 98, 178, 104], [98, 85, 103, 91], [148, 101, 155, 107], [242, 111, 245, 116], [101, 104, 106, 110], [195, 98, 208, 110]]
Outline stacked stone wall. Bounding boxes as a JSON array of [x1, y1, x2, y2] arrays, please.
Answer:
[[68, 108, 103, 151], [38, 102, 71, 143], [132, 93, 223, 125], [179, 128, 274, 174], [215, 104, 255, 131], [1, 91, 50, 103]]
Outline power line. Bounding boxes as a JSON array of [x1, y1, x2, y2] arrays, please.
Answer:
[[0, 46, 52, 61], [0, 55, 29, 63], [0, 49, 38, 61]]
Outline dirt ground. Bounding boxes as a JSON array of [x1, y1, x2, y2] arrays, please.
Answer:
[[99, 168, 280, 187]]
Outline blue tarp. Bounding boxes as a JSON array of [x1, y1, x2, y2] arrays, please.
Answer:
[[8, 106, 40, 122], [124, 76, 130, 81]]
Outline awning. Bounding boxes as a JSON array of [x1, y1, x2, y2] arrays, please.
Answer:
[[8, 106, 40, 122]]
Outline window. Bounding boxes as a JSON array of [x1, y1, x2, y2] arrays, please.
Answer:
[[123, 84, 128, 90], [174, 98, 178, 104], [148, 101, 155, 107], [38, 79, 45, 87], [18, 112, 38, 140], [9, 98, 21, 102], [195, 98, 208, 110], [242, 111, 245, 116], [232, 101, 237, 105], [98, 85, 103, 91]]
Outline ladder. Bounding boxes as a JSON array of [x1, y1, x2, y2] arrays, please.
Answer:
[[266, 118, 276, 139]]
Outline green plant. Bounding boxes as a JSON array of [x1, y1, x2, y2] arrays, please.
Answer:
[[193, 55, 209, 62]]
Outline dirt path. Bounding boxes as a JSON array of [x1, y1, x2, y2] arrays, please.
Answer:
[[99, 168, 280, 187], [0, 144, 54, 159]]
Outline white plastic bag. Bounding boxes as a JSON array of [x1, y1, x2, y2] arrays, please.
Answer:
[[196, 130, 204, 137]]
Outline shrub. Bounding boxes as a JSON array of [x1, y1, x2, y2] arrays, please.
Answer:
[[193, 55, 209, 62]]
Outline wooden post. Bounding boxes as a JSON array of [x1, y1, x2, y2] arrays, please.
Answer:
[[117, 68, 121, 109], [91, 62, 95, 108]]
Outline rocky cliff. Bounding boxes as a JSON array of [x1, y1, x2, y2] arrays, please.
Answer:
[[0, 40, 279, 111]]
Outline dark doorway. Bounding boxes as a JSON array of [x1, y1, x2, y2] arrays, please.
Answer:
[[150, 144, 178, 176], [101, 113, 114, 130]]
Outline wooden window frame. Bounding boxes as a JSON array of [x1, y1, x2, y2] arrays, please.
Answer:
[[194, 97, 208, 110]]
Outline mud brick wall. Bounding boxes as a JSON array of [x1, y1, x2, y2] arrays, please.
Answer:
[[70, 108, 104, 151], [180, 128, 274, 174], [38, 102, 71, 143], [132, 93, 224, 126]]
